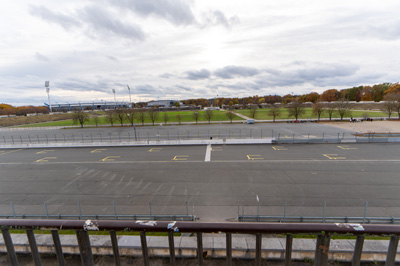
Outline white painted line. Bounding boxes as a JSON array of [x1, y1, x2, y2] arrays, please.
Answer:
[[205, 144, 211, 162]]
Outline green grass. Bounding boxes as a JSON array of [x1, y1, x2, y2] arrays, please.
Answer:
[[236, 108, 388, 120], [16, 108, 390, 128], [18, 110, 244, 127]]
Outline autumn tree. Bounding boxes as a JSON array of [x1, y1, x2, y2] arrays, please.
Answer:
[[384, 83, 400, 96], [320, 89, 340, 102], [287, 100, 305, 120], [312, 101, 324, 121], [72, 110, 90, 128], [173, 101, 180, 107], [204, 109, 214, 124], [267, 105, 281, 122]]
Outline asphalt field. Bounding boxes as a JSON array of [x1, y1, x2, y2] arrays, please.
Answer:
[[1, 143, 399, 222]]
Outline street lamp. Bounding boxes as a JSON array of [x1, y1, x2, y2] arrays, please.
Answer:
[[45, 81, 52, 112], [127, 85, 132, 108]]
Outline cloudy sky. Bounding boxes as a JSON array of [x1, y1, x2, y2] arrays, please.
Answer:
[[1, 0, 400, 106]]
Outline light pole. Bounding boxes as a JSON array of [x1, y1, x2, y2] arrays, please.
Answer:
[[112, 89, 116, 109], [45, 81, 52, 112], [127, 85, 132, 108]]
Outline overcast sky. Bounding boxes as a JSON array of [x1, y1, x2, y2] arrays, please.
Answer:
[[1, 0, 400, 106]]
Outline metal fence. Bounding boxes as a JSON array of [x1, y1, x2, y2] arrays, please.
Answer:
[[1, 129, 400, 146], [1, 201, 196, 221], [1, 219, 400, 266]]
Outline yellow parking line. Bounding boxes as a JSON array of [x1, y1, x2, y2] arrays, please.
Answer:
[[36, 157, 57, 163], [91, 149, 107, 153], [149, 148, 162, 152], [323, 154, 346, 160], [100, 156, 120, 162], [337, 146, 357, 150], [172, 155, 189, 161], [36, 150, 55, 154], [247, 155, 264, 160], [272, 146, 288, 151], [0, 149, 22, 155]]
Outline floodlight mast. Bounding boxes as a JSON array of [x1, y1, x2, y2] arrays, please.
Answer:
[[112, 89, 117, 109], [127, 85, 132, 108], [45, 81, 52, 112]]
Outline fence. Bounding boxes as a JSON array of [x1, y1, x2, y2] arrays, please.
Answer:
[[1, 201, 196, 221], [1, 129, 400, 146], [1, 219, 400, 266]]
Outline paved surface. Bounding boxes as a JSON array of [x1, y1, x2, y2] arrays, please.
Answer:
[[1, 143, 399, 222]]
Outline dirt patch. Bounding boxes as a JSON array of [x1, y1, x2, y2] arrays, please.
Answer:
[[0, 114, 73, 127], [323, 120, 400, 133]]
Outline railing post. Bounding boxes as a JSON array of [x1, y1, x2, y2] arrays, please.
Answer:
[[385, 235, 399, 266], [110, 231, 121, 266], [76, 230, 94, 266], [168, 231, 176, 265], [140, 231, 149, 266], [226, 232, 232, 266], [352, 235, 364, 266], [26, 229, 42, 266], [285, 234, 293, 266], [315, 234, 330, 266], [255, 233, 262, 266], [197, 232, 204, 266], [1, 227, 19, 266], [51, 230, 65, 266]]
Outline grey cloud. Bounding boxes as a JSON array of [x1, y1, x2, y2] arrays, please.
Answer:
[[79, 5, 146, 41], [35, 52, 50, 62], [135, 84, 160, 94], [28, 5, 81, 30], [175, 85, 192, 92], [184, 69, 211, 80], [214, 66, 260, 79], [202, 10, 240, 28], [107, 0, 195, 25], [160, 73, 173, 79]]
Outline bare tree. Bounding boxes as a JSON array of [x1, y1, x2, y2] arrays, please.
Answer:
[[147, 108, 159, 125], [115, 108, 126, 126], [105, 110, 116, 126], [176, 114, 182, 125], [204, 109, 214, 124], [312, 101, 324, 121], [72, 110, 89, 128], [287, 100, 305, 120], [163, 111, 168, 125], [137, 110, 147, 125], [192, 111, 200, 124], [249, 105, 258, 119], [336, 99, 351, 120], [382, 94, 399, 119], [92, 115, 100, 127], [225, 110, 235, 123], [126, 109, 136, 126], [324, 103, 336, 121], [267, 105, 281, 122]]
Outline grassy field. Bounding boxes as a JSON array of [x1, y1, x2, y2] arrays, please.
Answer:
[[236, 108, 388, 120], [17, 110, 243, 127], [12, 108, 391, 128]]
